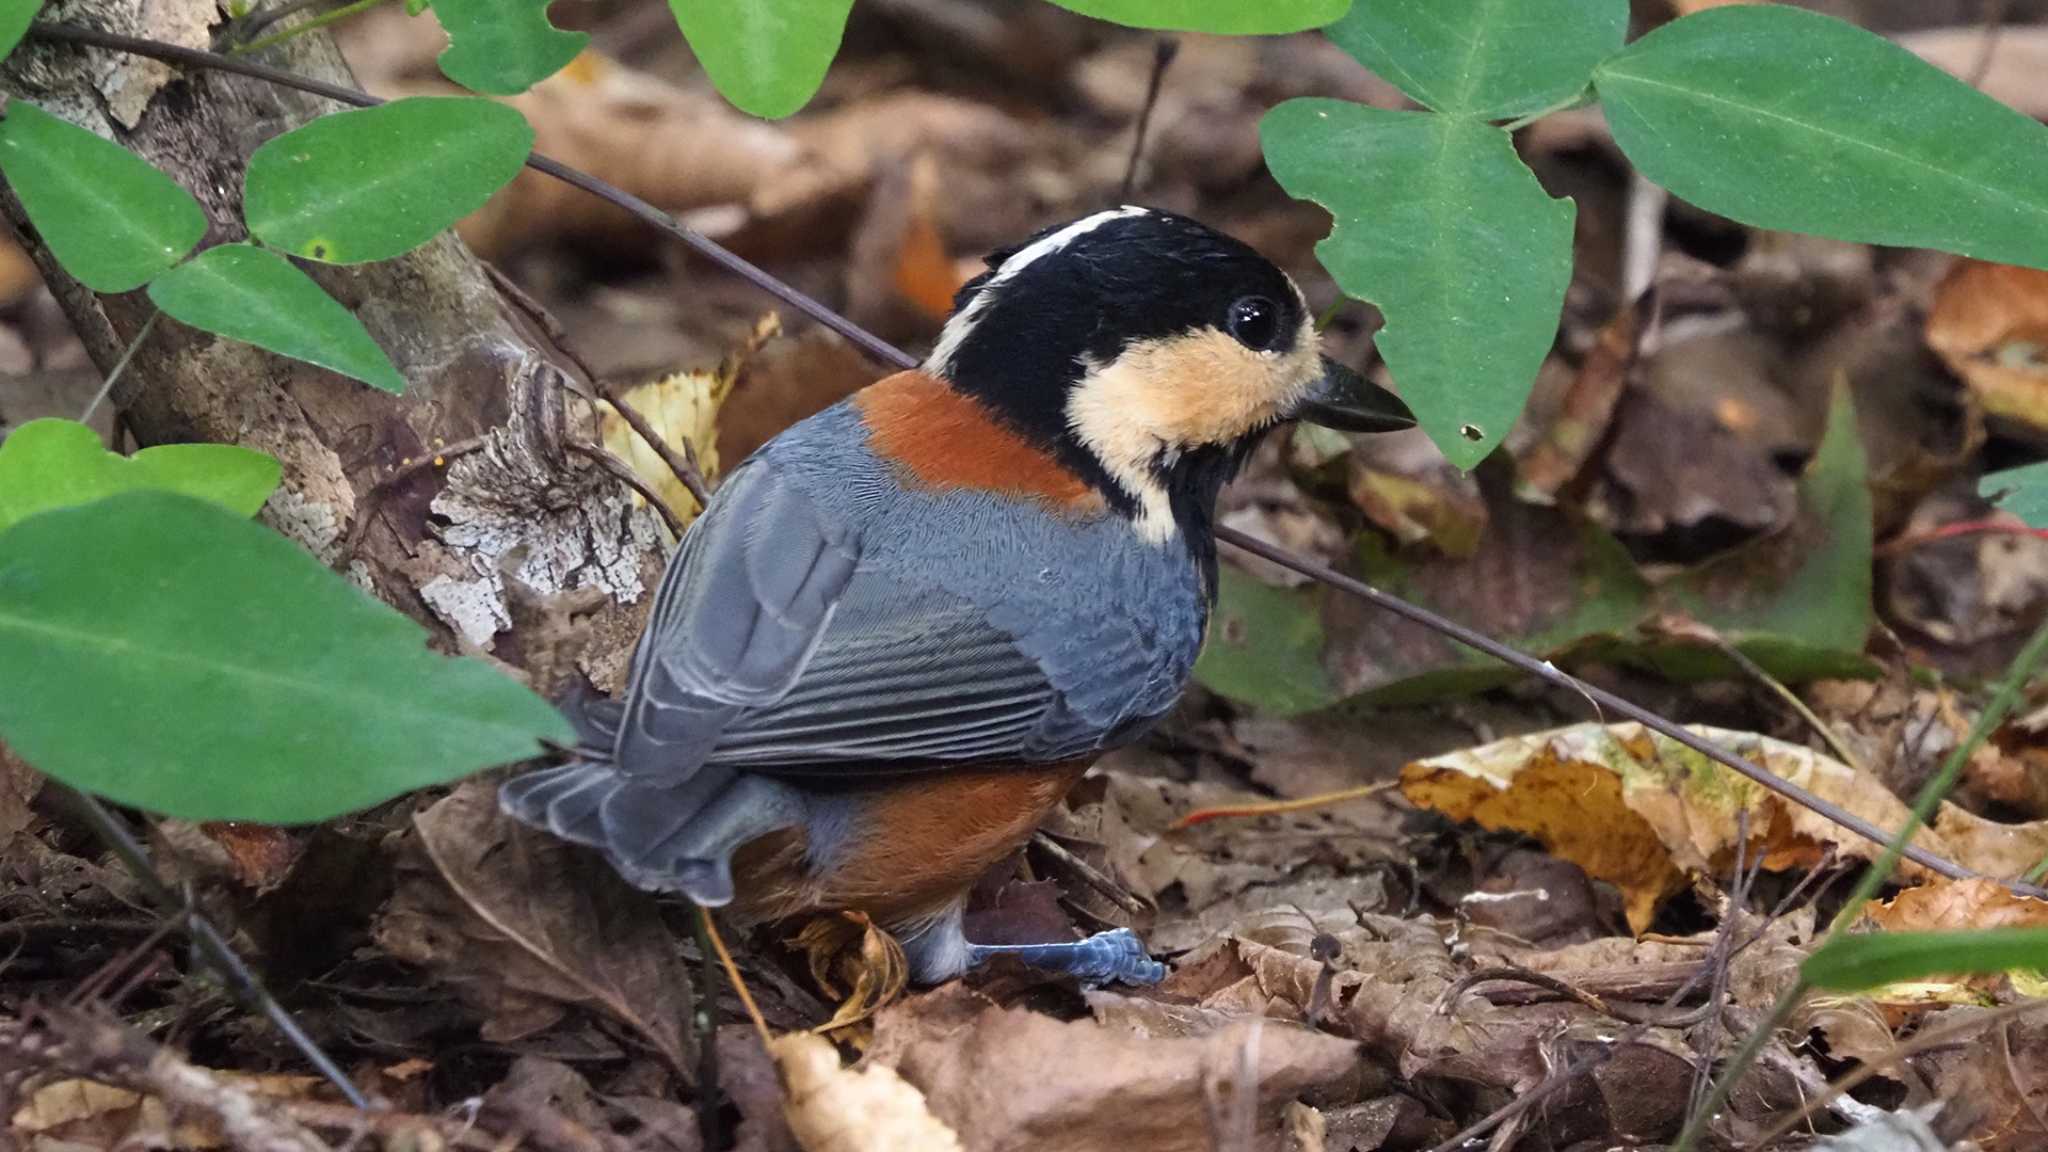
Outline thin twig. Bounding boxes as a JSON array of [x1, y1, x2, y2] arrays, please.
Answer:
[[1747, 997, 2048, 1149], [25, 18, 2038, 904], [336, 434, 490, 566], [565, 441, 687, 537], [690, 904, 725, 1148], [26, 21, 908, 370], [46, 783, 370, 1109], [1704, 632, 1868, 775], [481, 265, 714, 512], [1969, 0, 2012, 89], [221, 0, 337, 45], [1167, 781, 1395, 831], [1216, 528, 2032, 896], [701, 905, 771, 1048], [1675, 612, 2048, 1152], [79, 310, 160, 423], [1118, 38, 1177, 203], [1030, 831, 1148, 918], [231, 0, 389, 56]]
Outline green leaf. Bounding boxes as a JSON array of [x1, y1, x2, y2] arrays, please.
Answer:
[[1981, 461, 2048, 529], [148, 244, 406, 394], [243, 97, 533, 264], [1194, 566, 1336, 715], [0, 492, 573, 823], [1324, 0, 1623, 120], [1262, 101, 1573, 468], [435, 0, 588, 95], [0, 417, 280, 532], [0, 0, 44, 61], [1595, 5, 2048, 271], [0, 102, 205, 292], [1804, 928, 2048, 991], [667, 0, 855, 120], [1047, 0, 1350, 35], [1668, 384, 1873, 670]]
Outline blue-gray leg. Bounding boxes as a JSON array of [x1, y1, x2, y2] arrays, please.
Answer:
[[900, 905, 1167, 985], [965, 928, 1167, 985]]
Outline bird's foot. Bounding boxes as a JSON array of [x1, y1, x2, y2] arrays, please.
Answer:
[[965, 927, 1167, 986]]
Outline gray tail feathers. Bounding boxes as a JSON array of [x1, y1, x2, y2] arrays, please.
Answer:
[[498, 760, 809, 907]]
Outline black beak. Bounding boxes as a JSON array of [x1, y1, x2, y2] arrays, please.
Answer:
[[1291, 356, 1415, 433]]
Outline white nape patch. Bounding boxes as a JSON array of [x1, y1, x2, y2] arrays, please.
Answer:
[[924, 205, 1150, 378]]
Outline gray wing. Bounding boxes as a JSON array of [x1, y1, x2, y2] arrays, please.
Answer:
[[611, 458, 862, 779], [612, 465, 1177, 784]]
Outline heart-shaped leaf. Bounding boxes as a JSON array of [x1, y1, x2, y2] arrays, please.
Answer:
[[0, 0, 45, 61], [1596, 5, 2048, 270], [0, 491, 574, 823], [1262, 100, 1574, 468], [0, 102, 205, 292], [243, 96, 533, 264], [1048, 0, 1350, 35], [1324, 0, 1624, 120], [1983, 461, 2048, 529], [434, 0, 588, 95], [0, 418, 280, 532], [149, 243, 406, 393], [667, 0, 855, 120]]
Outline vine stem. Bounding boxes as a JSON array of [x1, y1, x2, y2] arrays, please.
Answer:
[[20, 20, 2048, 904], [1669, 611, 2048, 1152], [78, 309, 160, 423], [230, 0, 390, 57]]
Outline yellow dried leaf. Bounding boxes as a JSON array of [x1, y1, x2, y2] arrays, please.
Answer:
[[772, 1032, 964, 1152], [1927, 260, 2048, 437], [790, 910, 910, 1035], [13, 1079, 141, 1132], [598, 315, 774, 529], [1403, 723, 1959, 932], [1865, 877, 2048, 933]]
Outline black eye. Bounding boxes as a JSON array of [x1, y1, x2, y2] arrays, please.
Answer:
[[1227, 295, 1282, 351]]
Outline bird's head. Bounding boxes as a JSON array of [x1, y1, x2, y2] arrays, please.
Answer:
[[926, 206, 1412, 543]]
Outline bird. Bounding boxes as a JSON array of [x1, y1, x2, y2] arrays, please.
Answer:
[[500, 206, 1414, 984]]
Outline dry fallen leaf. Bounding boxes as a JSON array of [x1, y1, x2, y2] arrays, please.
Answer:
[[1864, 877, 2048, 933], [598, 314, 769, 527], [773, 1032, 963, 1152], [1927, 260, 2048, 438], [1403, 723, 1954, 932], [865, 982, 1358, 1152], [374, 779, 694, 1080], [789, 910, 910, 1035]]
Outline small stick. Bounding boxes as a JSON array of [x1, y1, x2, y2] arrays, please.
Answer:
[[336, 435, 490, 566], [48, 783, 371, 1109], [486, 263, 713, 509], [1119, 39, 1178, 203], [1031, 830, 1148, 918], [565, 440, 687, 537]]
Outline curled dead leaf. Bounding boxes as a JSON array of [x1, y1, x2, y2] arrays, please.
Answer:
[[598, 314, 770, 528], [1402, 723, 1956, 932], [788, 911, 909, 1035], [772, 1032, 963, 1152], [1927, 260, 2048, 439]]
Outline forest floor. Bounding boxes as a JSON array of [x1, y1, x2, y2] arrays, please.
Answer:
[[5, 1, 2048, 1150]]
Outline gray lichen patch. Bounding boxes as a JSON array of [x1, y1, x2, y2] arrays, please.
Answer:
[[426, 434, 665, 649]]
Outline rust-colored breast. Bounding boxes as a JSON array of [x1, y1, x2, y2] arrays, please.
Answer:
[[729, 761, 1092, 929], [854, 371, 1105, 512]]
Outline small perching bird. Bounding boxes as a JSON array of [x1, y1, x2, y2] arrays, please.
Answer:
[[501, 207, 1414, 984]]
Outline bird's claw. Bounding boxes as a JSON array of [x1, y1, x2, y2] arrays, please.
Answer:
[[965, 927, 1167, 986]]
